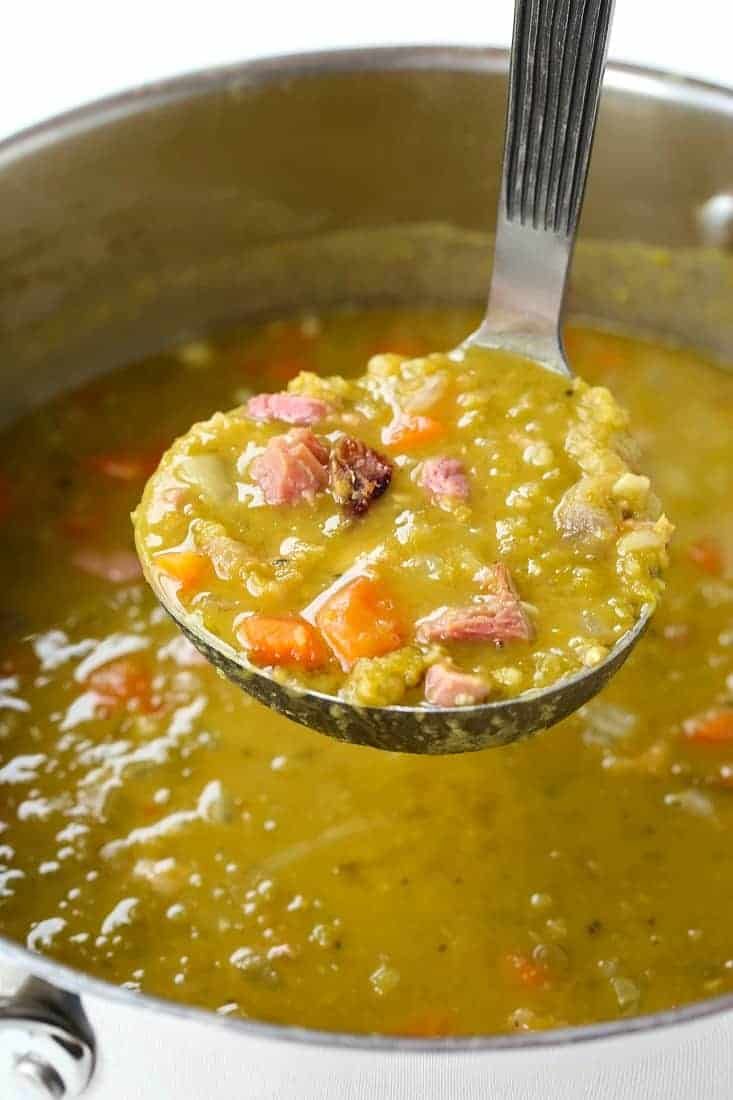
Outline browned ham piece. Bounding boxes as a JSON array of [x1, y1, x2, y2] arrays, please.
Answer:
[[250, 429, 329, 505], [246, 393, 332, 426], [416, 563, 534, 645], [424, 662, 491, 706], [419, 456, 470, 502], [329, 436, 393, 516]]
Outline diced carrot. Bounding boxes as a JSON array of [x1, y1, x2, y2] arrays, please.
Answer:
[[382, 415, 445, 452], [154, 551, 211, 593], [502, 952, 549, 990], [683, 709, 733, 744], [367, 336, 430, 360], [269, 358, 309, 383], [392, 1011, 455, 1038], [87, 447, 163, 481], [315, 575, 404, 669], [688, 537, 725, 576], [238, 615, 329, 670], [85, 657, 156, 714]]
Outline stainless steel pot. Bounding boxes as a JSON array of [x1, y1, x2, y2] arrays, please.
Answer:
[[0, 46, 732, 1100]]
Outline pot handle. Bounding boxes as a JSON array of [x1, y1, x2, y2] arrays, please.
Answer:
[[0, 976, 95, 1098]]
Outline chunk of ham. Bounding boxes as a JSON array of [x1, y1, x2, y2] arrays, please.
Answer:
[[424, 662, 491, 707], [329, 436, 392, 516], [554, 478, 616, 551], [250, 429, 329, 505], [419, 457, 470, 502], [246, 392, 332, 426], [416, 564, 534, 645]]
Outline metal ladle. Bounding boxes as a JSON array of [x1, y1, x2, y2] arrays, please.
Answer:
[[148, 0, 650, 754]]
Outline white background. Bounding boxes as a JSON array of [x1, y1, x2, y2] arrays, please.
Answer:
[[1, 0, 731, 142]]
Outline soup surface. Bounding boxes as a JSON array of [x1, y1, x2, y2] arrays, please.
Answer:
[[135, 346, 670, 708], [0, 308, 732, 1036]]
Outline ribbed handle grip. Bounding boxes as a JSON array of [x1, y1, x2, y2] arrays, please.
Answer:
[[502, 0, 614, 236]]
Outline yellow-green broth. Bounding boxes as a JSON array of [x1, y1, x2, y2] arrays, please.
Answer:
[[0, 308, 731, 1036]]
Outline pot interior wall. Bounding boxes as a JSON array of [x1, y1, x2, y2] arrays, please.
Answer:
[[0, 52, 731, 422]]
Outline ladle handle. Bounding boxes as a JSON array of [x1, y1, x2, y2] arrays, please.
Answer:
[[481, 0, 615, 369]]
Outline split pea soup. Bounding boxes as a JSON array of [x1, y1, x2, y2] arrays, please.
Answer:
[[0, 308, 731, 1036], [135, 343, 671, 709]]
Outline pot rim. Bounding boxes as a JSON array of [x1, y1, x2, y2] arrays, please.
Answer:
[[1, 44, 732, 1053], [1, 43, 731, 165]]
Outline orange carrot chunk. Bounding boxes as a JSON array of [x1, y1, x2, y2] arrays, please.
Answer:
[[85, 657, 156, 713], [269, 357, 309, 383], [367, 336, 430, 360], [238, 615, 329, 670], [316, 575, 404, 669], [688, 537, 725, 576], [684, 709, 733, 744], [502, 952, 549, 990], [382, 414, 445, 452], [154, 551, 211, 593]]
